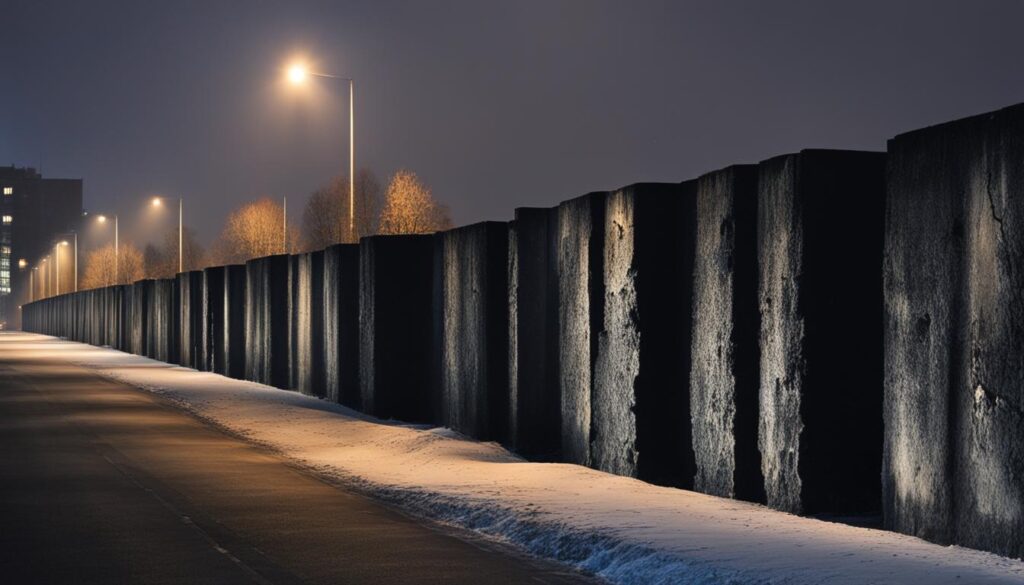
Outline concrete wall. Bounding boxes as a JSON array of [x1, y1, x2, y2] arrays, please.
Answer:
[[20, 101, 1024, 561], [222, 264, 247, 379], [440, 222, 510, 442], [690, 165, 765, 502], [201, 267, 225, 372], [323, 244, 360, 407], [508, 207, 560, 459], [359, 235, 435, 421], [884, 104, 1024, 559], [178, 271, 204, 369], [593, 182, 697, 488], [557, 192, 607, 466], [291, 251, 326, 397], [129, 280, 152, 356], [758, 149, 885, 515], [245, 255, 291, 388]]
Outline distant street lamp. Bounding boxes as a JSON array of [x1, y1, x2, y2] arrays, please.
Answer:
[[152, 196, 183, 273], [285, 60, 356, 243], [58, 240, 73, 293], [97, 214, 119, 284]]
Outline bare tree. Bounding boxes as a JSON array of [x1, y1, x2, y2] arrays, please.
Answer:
[[145, 227, 206, 278], [212, 197, 299, 265], [302, 169, 382, 249], [378, 170, 452, 235], [81, 243, 145, 289], [143, 243, 166, 280]]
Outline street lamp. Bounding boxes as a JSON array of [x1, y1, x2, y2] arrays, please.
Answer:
[[54, 242, 62, 296], [152, 196, 183, 273], [285, 59, 356, 243], [97, 214, 119, 285], [58, 240, 72, 294]]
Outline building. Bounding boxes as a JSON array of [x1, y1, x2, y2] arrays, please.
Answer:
[[0, 166, 83, 330]]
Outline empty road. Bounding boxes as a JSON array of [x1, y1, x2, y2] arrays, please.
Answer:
[[0, 333, 593, 584]]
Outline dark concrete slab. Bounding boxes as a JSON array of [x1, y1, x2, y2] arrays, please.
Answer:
[[291, 251, 325, 397], [178, 271, 204, 370], [556, 192, 606, 467], [508, 207, 560, 459], [323, 244, 360, 407], [884, 104, 1024, 558], [440, 222, 510, 443], [245, 255, 291, 389], [690, 165, 765, 503], [758, 149, 885, 515], [359, 236, 436, 422], [592, 182, 697, 488]]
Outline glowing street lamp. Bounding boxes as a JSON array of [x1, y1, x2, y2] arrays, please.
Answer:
[[152, 196, 184, 273], [97, 214, 119, 285], [284, 59, 356, 243]]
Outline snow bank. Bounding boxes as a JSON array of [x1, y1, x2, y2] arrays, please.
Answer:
[[10, 333, 1024, 585]]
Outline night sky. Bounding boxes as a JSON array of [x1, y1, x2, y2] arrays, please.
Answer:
[[2, 0, 1023, 246]]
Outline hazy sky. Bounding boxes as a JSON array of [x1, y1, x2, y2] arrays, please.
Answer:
[[3, 0, 1023, 246]]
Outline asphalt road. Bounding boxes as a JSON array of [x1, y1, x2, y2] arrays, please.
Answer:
[[0, 335, 594, 584]]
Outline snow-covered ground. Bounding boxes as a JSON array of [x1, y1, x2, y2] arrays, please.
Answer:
[[8, 332, 1024, 585]]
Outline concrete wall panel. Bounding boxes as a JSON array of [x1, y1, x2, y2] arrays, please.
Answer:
[[245, 255, 291, 388], [758, 149, 885, 515], [359, 236, 435, 421], [323, 244, 360, 406], [690, 165, 765, 502], [441, 222, 509, 442], [556, 192, 607, 466], [592, 183, 697, 487], [508, 207, 560, 459]]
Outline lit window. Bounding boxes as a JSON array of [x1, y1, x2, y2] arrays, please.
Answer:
[[0, 246, 9, 254], [2, 187, 11, 195], [1, 216, 11, 224]]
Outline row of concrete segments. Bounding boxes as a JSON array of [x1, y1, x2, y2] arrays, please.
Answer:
[[23, 103, 1024, 560]]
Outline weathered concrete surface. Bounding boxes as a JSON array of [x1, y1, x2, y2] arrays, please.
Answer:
[[148, 278, 176, 364], [758, 149, 885, 515], [508, 207, 560, 459], [359, 236, 436, 422], [129, 280, 152, 356], [245, 255, 291, 389], [690, 165, 765, 503], [323, 244, 360, 407], [441, 222, 510, 443], [291, 252, 325, 397], [222, 264, 247, 380], [178, 271, 204, 370], [884, 104, 1024, 559], [201, 267, 225, 373], [556, 192, 607, 467], [592, 183, 697, 488]]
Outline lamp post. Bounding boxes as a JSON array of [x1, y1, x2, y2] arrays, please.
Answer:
[[57, 240, 72, 294], [30, 268, 35, 303], [55, 243, 60, 296], [286, 62, 356, 243], [153, 197, 184, 273], [98, 214, 119, 285]]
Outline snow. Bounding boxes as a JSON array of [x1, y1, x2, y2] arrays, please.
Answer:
[[8, 332, 1024, 585]]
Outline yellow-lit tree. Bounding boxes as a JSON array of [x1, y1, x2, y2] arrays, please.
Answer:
[[81, 243, 145, 289], [378, 170, 452, 235], [302, 169, 382, 249], [210, 198, 299, 265]]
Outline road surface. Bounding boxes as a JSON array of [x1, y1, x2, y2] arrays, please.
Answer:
[[0, 333, 594, 584]]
